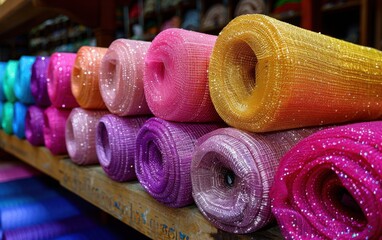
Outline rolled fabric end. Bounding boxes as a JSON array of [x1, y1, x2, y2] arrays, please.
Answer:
[[144, 28, 220, 122], [14, 56, 36, 104], [65, 108, 108, 165], [100, 39, 151, 116], [43, 106, 71, 155], [135, 117, 221, 207], [2, 102, 14, 134], [0, 62, 7, 102], [47, 52, 79, 108], [97, 114, 149, 181], [271, 121, 382, 239], [31, 56, 51, 107], [3, 61, 18, 102], [12, 102, 28, 139], [71, 46, 108, 109], [25, 106, 45, 146]]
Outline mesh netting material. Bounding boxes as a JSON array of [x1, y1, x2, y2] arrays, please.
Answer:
[[31, 56, 51, 107], [0, 164, 39, 183], [97, 114, 149, 182], [2, 102, 14, 134], [144, 28, 220, 122], [271, 121, 382, 239], [100, 39, 151, 116], [209, 14, 382, 132], [201, 4, 228, 30], [234, 0, 266, 16], [135, 117, 220, 207], [25, 105, 45, 146], [191, 127, 315, 234], [14, 56, 36, 104], [47, 53, 79, 108], [71, 46, 108, 109], [43, 106, 71, 155], [3, 61, 18, 102], [0, 62, 7, 101], [12, 101, 28, 139], [0, 101, 3, 129], [65, 108, 108, 165]]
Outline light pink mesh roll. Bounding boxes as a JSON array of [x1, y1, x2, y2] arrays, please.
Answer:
[[100, 39, 151, 116], [144, 28, 221, 122]]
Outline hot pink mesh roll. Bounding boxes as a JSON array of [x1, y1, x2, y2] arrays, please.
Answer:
[[144, 28, 220, 122], [47, 53, 79, 108], [43, 106, 71, 155], [271, 121, 382, 239], [100, 39, 151, 116]]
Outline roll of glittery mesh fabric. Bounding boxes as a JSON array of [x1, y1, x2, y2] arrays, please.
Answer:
[[25, 106, 45, 146], [12, 101, 28, 139], [135, 117, 221, 207], [0, 101, 3, 128], [65, 108, 108, 165], [0, 62, 7, 101], [71, 46, 108, 109], [191, 127, 315, 234], [14, 56, 36, 104], [31, 56, 51, 107], [2, 102, 14, 134], [97, 114, 149, 182], [209, 14, 382, 132], [144, 28, 220, 122], [47, 52, 79, 108], [3, 60, 18, 102], [43, 106, 71, 155], [271, 121, 382, 239], [100, 39, 151, 116]]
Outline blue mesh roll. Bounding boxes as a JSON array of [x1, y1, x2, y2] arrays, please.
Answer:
[[12, 101, 28, 139], [0, 62, 7, 102], [14, 56, 36, 104], [52, 226, 123, 240]]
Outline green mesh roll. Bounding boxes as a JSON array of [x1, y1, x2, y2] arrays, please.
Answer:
[[3, 61, 18, 102], [2, 102, 14, 134]]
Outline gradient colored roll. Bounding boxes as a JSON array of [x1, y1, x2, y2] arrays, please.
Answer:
[[135, 117, 220, 207], [12, 101, 28, 139], [144, 28, 220, 122], [65, 108, 108, 165], [14, 56, 36, 104], [25, 105, 45, 146], [2, 102, 14, 134], [3, 60, 18, 102], [71, 46, 107, 109], [43, 106, 71, 155], [0, 62, 7, 101], [47, 52, 79, 108], [97, 114, 148, 182], [209, 14, 382, 132], [31, 56, 51, 107], [100, 39, 151, 116], [271, 121, 382, 239], [191, 127, 315, 234]]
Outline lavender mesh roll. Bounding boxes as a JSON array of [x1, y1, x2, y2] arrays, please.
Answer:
[[65, 108, 108, 165], [25, 106, 45, 146], [135, 117, 221, 207], [14, 56, 36, 104], [31, 56, 51, 107], [12, 101, 28, 139], [97, 114, 149, 182], [191, 127, 316, 233]]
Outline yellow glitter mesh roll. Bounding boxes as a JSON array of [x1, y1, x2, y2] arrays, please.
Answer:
[[209, 14, 382, 132]]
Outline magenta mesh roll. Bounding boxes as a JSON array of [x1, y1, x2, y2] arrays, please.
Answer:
[[191, 127, 315, 234], [143, 28, 220, 122], [271, 121, 382, 239], [135, 117, 220, 207], [43, 106, 71, 155], [65, 108, 108, 165], [97, 114, 149, 182], [47, 52, 79, 108], [100, 39, 151, 116], [25, 106, 45, 146], [31, 56, 51, 107]]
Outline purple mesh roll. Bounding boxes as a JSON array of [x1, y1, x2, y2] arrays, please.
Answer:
[[97, 114, 149, 182], [31, 56, 51, 107], [135, 117, 220, 207], [25, 105, 45, 146]]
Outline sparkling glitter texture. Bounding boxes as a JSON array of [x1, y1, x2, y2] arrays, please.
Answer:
[[25, 106, 45, 146], [135, 117, 221, 207], [0, 62, 7, 102], [144, 28, 221, 122], [3, 61, 18, 102], [12, 101, 28, 139], [209, 14, 382, 132], [2, 102, 13, 134], [71, 46, 108, 109], [65, 108, 108, 165], [271, 121, 382, 239], [47, 53, 79, 109], [100, 39, 151, 116], [96, 114, 149, 182], [31, 56, 51, 107], [14, 56, 36, 104]]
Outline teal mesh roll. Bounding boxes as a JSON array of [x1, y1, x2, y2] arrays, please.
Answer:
[[2, 102, 14, 134], [0, 62, 7, 101], [3, 61, 18, 102], [14, 56, 36, 104]]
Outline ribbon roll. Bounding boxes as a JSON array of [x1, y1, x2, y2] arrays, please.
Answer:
[[31, 56, 51, 107], [2, 102, 14, 134], [12, 102, 28, 139], [100, 39, 151, 116], [43, 106, 71, 155], [3, 61, 18, 102], [71, 46, 108, 109], [144, 28, 220, 122], [14, 56, 36, 104], [0, 62, 7, 101], [25, 106, 45, 146], [47, 52, 79, 108], [135, 117, 220, 207], [191, 127, 315, 234], [97, 114, 148, 182], [65, 108, 108, 165], [209, 14, 382, 132]]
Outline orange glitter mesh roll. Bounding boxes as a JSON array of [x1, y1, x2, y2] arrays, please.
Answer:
[[209, 14, 382, 132], [71, 46, 108, 109]]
